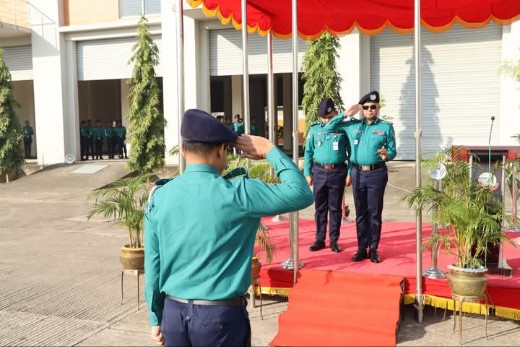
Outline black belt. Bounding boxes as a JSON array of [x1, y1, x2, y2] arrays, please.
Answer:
[[166, 295, 245, 307], [314, 162, 347, 170], [353, 162, 386, 171]]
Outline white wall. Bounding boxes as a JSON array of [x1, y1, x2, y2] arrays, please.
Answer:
[[29, 0, 72, 166], [162, 0, 180, 165], [499, 21, 520, 146]]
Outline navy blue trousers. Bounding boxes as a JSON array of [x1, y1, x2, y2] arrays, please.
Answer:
[[161, 297, 251, 347], [351, 165, 388, 251], [312, 165, 347, 243]]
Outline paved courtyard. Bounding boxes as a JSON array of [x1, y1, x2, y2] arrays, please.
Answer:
[[0, 160, 519, 346]]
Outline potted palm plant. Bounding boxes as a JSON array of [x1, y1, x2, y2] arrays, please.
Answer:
[[403, 147, 514, 299], [87, 172, 155, 271]]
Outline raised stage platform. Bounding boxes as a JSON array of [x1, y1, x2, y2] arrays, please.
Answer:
[[256, 217, 520, 320]]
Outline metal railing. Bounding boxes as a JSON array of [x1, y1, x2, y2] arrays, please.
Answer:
[[0, 0, 30, 29]]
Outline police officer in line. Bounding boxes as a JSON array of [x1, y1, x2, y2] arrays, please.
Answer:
[[86, 119, 94, 160], [80, 120, 89, 161], [104, 120, 115, 159], [304, 98, 351, 253], [92, 119, 104, 160], [342, 91, 397, 263], [144, 109, 314, 347]]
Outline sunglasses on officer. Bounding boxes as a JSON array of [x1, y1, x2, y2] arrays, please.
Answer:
[[362, 104, 378, 110]]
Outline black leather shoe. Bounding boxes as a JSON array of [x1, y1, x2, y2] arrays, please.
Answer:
[[369, 250, 381, 263], [330, 241, 341, 253], [309, 241, 326, 251], [352, 249, 368, 262]]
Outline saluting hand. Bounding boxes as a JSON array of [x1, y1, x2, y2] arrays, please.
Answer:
[[234, 134, 275, 159], [151, 326, 164, 346], [345, 104, 362, 117]]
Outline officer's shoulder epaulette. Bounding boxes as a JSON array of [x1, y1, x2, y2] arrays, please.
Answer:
[[379, 118, 393, 125], [310, 121, 320, 127], [148, 177, 174, 201]]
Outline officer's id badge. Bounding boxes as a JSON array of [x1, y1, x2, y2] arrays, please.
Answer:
[[354, 139, 359, 145], [354, 130, 363, 134], [333, 141, 339, 151]]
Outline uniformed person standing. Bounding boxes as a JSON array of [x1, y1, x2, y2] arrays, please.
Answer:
[[304, 98, 350, 253], [105, 120, 116, 159], [343, 91, 397, 263], [80, 120, 89, 161], [92, 119, 104, 160], [22, 120, 34, 159], [144, 109, 314, 347], [86, 119, 94, 160]]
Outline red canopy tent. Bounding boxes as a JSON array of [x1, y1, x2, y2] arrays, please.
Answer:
[[187, 0, 520, 38], [178, 0, 520, 321]]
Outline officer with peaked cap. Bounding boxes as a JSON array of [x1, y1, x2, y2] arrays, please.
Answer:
[[144, 109, 313, 347], [338, 91, 397, 263], [304, 98, 351, 253]]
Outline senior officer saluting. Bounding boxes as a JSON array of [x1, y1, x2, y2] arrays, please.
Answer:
[[304, 98, 350, 253], [345, 91, 396, 263], [144, 109, 314, 347]]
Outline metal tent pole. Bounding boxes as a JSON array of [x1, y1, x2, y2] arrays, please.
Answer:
[[291, 0, 300, 284], [414, 0, 424, 324], [176, 0, 185, 173], [241, 0, 250, 135]]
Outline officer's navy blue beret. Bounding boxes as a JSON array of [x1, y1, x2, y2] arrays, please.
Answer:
[[317, 98, 335, 117], [358, 91, 380, 104], [181, 109, 238, 143]]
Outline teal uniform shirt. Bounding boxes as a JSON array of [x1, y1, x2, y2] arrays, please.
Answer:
[[144, 146, 314, 326], [104, 126, 115, 138], [233, 121, 244, 135], [91, 126, 104, 139], [23, 125, 33, 138], [329, 115, 396, 174], [114, 125, 126, 138], [80, 125, 89, 137], [303, 118, 350, 177]]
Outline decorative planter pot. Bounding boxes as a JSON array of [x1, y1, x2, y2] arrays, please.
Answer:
[[120, 245, 144, 271], [447, 264, 488, 300], [251, 255, 262, 281]]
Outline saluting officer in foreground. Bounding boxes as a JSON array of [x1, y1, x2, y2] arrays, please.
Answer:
[[343, 91, 397, 263], [144, 109, 314, 347]]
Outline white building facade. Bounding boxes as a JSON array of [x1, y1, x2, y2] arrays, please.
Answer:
[[1, 0, 519, 166]]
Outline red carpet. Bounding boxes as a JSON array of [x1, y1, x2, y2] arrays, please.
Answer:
[[255, 217, 520, 321], [269, 269, 404, 346]]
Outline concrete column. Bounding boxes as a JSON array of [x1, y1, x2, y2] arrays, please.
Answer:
[[162, 0, 179, 165], [184, 15, 198, 110], [198, 23, 211, 111], [337, 30, 370, 120], [29, 0, 70, 165], [499, 21, 520, 145], [64, 39, 80, 160], [231, 75, 243, 117], [282, 73, 293, 151], [223, 77, 232, 118]]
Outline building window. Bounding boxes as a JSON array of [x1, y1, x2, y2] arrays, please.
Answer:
[[120, 0, 160, 17]]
